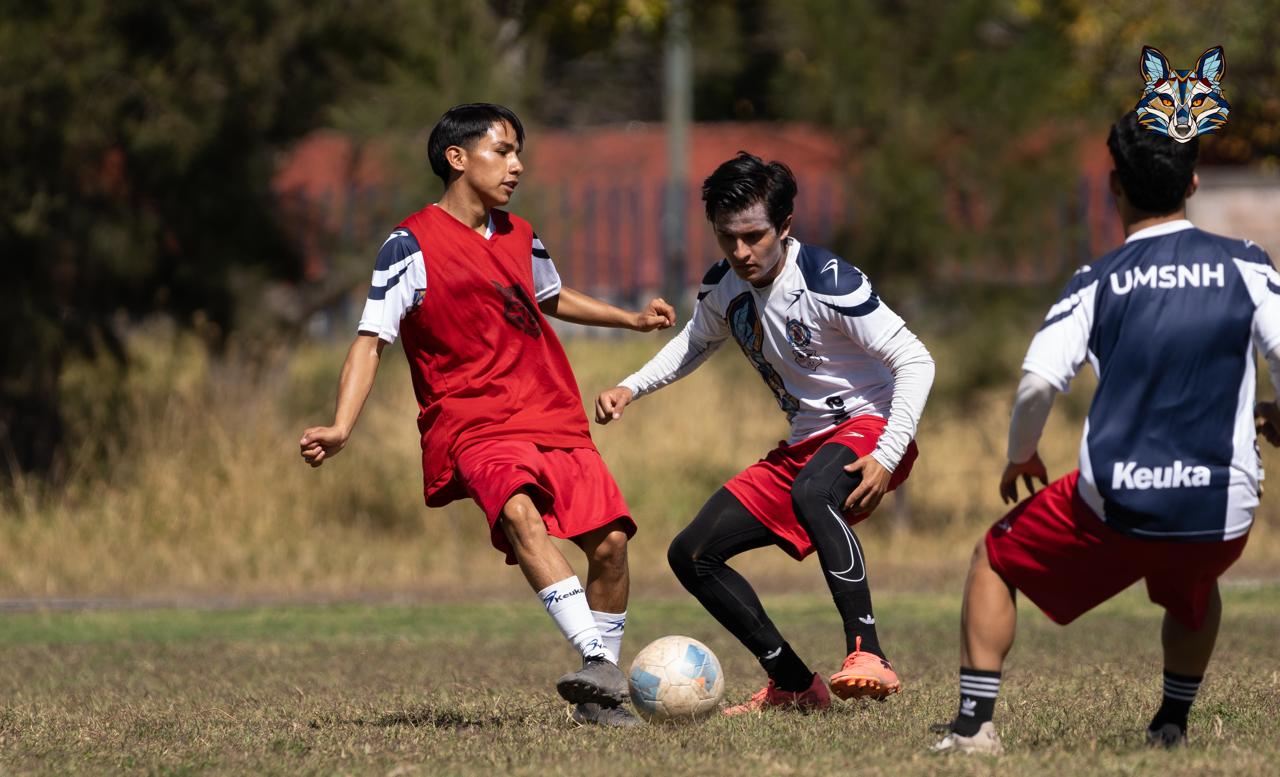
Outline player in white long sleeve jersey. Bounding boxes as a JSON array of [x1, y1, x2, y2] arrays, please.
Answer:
[[933, 113, 1280, 756], [596, 153, 935, 713]]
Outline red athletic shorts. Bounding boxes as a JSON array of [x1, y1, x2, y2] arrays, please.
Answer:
[[725, 415, 918, 560], [454, 439, 635, 565], [985, 469, 1249, 630]]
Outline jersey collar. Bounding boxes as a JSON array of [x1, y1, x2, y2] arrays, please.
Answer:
[[1124, 219, 1194, 244], [431, 203, 497, 240], [773, 237, 801, 284]]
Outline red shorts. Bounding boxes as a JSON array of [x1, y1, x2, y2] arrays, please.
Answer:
[[986, 470, 1248, 630], [454, 439, 635, 565], [724, 415, 918, 560]]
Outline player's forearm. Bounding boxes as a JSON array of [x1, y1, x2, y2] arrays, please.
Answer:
[[869, 328, 935, 472], [332, 334, 384, 437], [541, 287, 638, 329], [619, 320, 717, 398], [1007, 371, 1057, 463]]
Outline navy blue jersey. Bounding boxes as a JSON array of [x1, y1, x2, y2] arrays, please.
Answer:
[[1024, 220, 1280, 542]]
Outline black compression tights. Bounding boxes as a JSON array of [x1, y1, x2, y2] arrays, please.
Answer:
[[791, 443, 884, 657], [667, 488, 790, 660], [666, 444, 886, 670]]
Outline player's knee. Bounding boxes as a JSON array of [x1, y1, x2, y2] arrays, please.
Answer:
[[790, 471, 828, 527], [590, 527, 629, 568], [666, 533, 698, 584], [499, 499, 546, 547], [969, 538, 991, 570]]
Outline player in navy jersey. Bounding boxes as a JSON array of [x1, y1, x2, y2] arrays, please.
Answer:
[[299, 104, 675, 727], [932, 113, 1280, 755], [596, 153, 935, 713]]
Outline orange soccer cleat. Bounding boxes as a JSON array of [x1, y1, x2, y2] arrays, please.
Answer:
[[723, 673, 831, 716], [828, 636, 901, 700]]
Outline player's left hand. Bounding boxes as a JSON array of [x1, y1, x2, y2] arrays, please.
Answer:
[[631, 298, 676, 331], [843, 456, 891, 515], [1256, 401, 1280, 447], [1000, 452, 1049, 504]]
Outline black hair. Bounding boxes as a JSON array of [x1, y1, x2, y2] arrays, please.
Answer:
[[701, 151, 797, 231], [1107, 112, 1198, 215], [426, 103, 525, 185]]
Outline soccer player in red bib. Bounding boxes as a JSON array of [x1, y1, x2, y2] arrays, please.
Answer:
[[299, 104, 674, 727], [596, 153, 935, 713], [932, 113, 1280, 755]]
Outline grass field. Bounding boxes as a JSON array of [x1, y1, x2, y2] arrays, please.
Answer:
[[4, 585, 1279, 776]]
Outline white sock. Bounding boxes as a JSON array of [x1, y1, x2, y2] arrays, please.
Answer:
[[591, 609, 627, 665], [537, 576, 615, 663]]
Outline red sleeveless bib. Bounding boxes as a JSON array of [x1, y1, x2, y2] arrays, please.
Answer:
[[396, 205, 593, 506]]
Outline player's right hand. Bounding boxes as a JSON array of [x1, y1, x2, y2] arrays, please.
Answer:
[[999, 452, 1048, 504], [299, 425, 349, 468], [632, 297, 676, 332], [594, 386, 634, 424], [1256, 401, 1280, 447]]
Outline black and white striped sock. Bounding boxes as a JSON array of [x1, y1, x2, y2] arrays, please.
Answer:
[[953, 667, 1001, 737], [1149, 670, 1202, 734]]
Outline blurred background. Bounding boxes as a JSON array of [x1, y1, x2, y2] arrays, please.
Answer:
[[3, 0, 1280, 603]]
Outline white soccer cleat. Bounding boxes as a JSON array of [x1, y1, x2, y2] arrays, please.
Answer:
[[930, 721, 1004, 755]]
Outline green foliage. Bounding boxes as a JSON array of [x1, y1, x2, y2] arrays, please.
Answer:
[[490, 0, 786, 123], [0, 1, 510, 475], [774, 0, 1087, 280], [6, 0, 1280, 477], [0, 1, 406, 472], [773, 0, 1280, 280]]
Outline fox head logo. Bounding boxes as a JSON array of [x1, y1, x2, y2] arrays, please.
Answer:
[[1135, 45, 1229, 143]]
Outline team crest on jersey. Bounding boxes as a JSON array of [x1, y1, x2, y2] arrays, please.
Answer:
[[786, 319, 821, 371], [785, 319, 812, 347], [1134, 45, 1229, 142], [491, 281, 541, 338], [410, 288, 426, 310]]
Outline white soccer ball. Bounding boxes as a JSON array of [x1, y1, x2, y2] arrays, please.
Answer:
[[628, 635, 725, 721]]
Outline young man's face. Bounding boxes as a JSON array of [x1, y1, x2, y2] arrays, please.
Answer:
[[452, 120, 523, 207], [713, 202, 793, 287]]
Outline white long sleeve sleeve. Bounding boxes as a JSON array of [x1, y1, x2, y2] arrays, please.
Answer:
[[618, 309, 729, 398], [866, 325, 934, 472], [1007, 371, 1058, 463]]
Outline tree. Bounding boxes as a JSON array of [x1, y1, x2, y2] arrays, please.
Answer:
[[0, 2, 408, 475], [773, 0, 1087, 281]]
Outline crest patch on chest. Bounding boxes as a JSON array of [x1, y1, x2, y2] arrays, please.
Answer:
[[785, 318, 812, 347], [491, 281, 541, 338]]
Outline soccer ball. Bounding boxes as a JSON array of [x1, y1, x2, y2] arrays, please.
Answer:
[[628, 635, 725, 721]]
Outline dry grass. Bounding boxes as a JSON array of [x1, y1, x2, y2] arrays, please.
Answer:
[[3, 588, 1279, 776], [3, 324, 1279, 600]]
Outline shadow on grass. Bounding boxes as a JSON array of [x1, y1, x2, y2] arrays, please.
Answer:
[[354, 706, 526, 730]]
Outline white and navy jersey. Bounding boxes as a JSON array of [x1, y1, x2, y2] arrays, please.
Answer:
[[620, 238, 934, 472], [357, 214, 561, 344], [1026, 219, 1280, 542]]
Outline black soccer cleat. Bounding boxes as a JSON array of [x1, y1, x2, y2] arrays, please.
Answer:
[[1146, 723, 1188, 748]]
